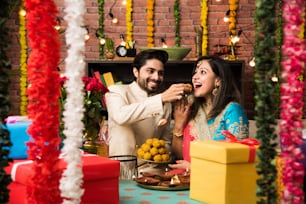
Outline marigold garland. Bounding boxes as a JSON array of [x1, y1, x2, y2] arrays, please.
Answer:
[[298, 6, 304, 39], [228, 0, 238, 37], [24, 0, 61, 203], [200, 0, 208, 56], [280, 0, 306, 203], [147, 0, 154, 47], [126, 0, 133, 46], [276, 156, 285, 204], [19, 1, 27, 116]]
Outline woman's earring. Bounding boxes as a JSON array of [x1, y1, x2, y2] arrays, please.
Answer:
[[212, 86, 219, 96]]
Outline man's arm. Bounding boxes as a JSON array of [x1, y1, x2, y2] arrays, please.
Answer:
[[106, 85, 164, 125]]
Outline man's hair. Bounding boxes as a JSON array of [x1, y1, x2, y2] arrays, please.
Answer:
[[132, 49, 169, 70]]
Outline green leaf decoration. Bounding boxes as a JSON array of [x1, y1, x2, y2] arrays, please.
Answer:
[[173, 0, 180, 47], [98, 0, 105, 60], [0, 0, 19, 202], [254, 0, 279, 203]]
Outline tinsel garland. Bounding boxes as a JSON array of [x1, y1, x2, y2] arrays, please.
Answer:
[[174, 0, 180, 47], [19, 1, 28, 116], [126, 0, 133, 46], [59, 0, 86, 203], [200, 0, 208, 56], [280, 0, 306, 203], [254, 0, 278, 203], [24, 0, 62, 203], [147, 0, 154, 47], [98, 0, 104, 60]]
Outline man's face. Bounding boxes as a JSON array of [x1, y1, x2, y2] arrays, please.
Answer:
[[133, 59, 165, 94]]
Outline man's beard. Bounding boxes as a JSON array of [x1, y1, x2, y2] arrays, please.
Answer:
[[138, 78, 163, 95]]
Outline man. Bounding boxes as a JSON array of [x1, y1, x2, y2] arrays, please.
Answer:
[[105, 49, 191, 157]]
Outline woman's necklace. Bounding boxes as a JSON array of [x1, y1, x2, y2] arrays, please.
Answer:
[[196, 107, 213, 140]]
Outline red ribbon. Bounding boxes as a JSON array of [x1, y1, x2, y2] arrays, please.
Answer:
[[221, 130, 260, 163]]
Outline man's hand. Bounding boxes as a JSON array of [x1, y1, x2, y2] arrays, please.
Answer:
[[161, 83, 192, 103]]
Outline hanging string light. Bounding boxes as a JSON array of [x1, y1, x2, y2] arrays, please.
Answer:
[[109, 0, 118, 24]]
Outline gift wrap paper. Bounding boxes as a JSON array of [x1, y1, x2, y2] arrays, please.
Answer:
[[6, 154, 120, 204], [5, 121, 32, 159], [190, 141, 259, 204]]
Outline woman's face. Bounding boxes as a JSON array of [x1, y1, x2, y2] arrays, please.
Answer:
[[192, 60, 220, 98]]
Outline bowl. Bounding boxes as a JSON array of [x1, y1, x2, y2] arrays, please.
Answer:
[[139, 47, 191, 60]]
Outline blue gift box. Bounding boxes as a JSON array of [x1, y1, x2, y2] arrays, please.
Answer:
[[6, 121, 32, 159]]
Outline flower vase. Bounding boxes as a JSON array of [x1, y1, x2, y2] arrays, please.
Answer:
[[83, 129, 98, 154], [96, 139, 109, 157]]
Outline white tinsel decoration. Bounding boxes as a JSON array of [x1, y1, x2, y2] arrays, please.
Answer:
[[59, 0, 86, 203]]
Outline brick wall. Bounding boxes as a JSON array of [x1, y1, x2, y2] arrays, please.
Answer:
[[7, 0, 257, 118]]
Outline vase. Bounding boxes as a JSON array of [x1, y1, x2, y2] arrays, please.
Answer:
[[126, 49, 136, 57], [82, 129, 98, 154], [104, 50, 115, 60], [83, 140, 97, 154], [96, 139, 109, 157]]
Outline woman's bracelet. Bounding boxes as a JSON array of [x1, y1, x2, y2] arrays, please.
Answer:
[[173, 131, 183, 137]]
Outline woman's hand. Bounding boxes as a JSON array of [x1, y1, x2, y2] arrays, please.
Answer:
[[173, 99, 191, 132], [168, 160, 190, 170]]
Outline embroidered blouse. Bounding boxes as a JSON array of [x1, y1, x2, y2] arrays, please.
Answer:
[[183, 102, 249, 161]]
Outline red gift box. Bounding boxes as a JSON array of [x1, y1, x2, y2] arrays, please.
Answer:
[[5, 154, 120, 204]]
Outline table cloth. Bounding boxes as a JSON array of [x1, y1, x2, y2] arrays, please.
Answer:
[[120, 180, 202, 204]]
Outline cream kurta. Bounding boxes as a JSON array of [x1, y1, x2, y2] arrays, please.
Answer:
[[105, 81, 172, 156]]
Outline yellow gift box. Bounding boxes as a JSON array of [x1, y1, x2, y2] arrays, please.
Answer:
[[190, 140, 259, 204]]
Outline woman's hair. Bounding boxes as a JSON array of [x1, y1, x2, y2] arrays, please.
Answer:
[[189, 55, 241, 120]]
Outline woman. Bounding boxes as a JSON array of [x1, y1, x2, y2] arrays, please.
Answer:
[[169, 56, 249, 170]]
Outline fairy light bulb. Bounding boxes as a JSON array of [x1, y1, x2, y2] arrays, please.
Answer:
[[19, 9, 26, 17], [84, 33, 90, 41], [231, 35, 240, 44], [112, 17, 118, 24], [54, 25, 61, 31], [100, 38, 106, 45], [271, 75, 278, 82], [249, 57, 255, 67], [223, 10, 230, 22]]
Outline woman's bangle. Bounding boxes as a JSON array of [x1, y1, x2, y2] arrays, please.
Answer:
[[173, 131, 183, 137]]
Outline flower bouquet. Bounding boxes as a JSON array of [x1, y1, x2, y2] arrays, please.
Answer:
[[60, 75, 108, 153]]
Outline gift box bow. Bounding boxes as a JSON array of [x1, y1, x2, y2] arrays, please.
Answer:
[[222, 130, 260, 163]]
